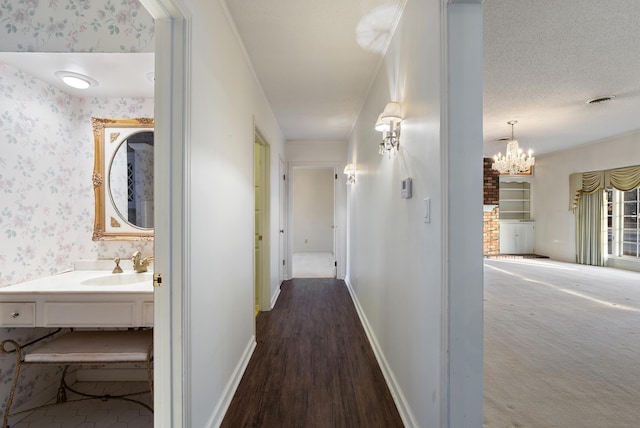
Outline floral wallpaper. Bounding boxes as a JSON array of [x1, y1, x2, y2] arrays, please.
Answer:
[[0, 0, 154, 52], [0, 61, 154, 413]]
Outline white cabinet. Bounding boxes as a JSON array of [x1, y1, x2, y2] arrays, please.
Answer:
[[0, 302, 36, 327], [500, 221, 535, 254], [0, 270, 153, 328]]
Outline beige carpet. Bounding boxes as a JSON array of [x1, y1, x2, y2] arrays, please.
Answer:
[[484, 258, 640, 428], [292, 252, 336, 278]]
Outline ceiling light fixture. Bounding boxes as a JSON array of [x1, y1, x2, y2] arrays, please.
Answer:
[[54, 71, 98, 90], [375, 102, 402, 158], [492, 120, 535, 175]]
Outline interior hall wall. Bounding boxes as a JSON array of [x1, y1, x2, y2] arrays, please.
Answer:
[[291, 168, 335, 252], [178, 1, 285, 426], [344, 0, 446, 425], [533, 130, 640, 261]]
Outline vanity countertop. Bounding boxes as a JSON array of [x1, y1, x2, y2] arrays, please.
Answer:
[[0, 270, 153, 294], [0, 262, 154, 328]]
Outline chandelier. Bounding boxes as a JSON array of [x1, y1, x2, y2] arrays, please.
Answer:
[[492, 120, 535, 175]]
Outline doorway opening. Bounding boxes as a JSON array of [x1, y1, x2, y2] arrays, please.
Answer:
[[254, 129, 271, 314], [290, 166, 336, 278]]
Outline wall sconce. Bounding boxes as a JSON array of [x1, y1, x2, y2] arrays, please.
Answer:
[[343, 163, 356, 184], [375, 102, 402, 158]]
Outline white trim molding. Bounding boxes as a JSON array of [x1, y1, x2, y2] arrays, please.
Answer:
[[206, 337, 257, 428], [344, 277, 419, 428], [139, 0, 191, 426], [441, 0, 484, 427]]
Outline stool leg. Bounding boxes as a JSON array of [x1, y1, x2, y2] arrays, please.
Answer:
[[2, 341, 23, 428], [56, 366, 69, 403], [146, 342, 154, 402]]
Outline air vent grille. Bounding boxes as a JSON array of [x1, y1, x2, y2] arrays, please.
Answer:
[[587, 95, 615, 105]]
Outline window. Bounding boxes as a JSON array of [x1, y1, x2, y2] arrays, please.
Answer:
[[605, 187, 640, 258]]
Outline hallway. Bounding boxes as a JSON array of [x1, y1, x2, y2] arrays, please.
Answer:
[[221, 279, 403, 427]]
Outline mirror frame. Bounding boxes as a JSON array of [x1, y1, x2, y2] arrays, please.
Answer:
[[92, 117, 155, 241]]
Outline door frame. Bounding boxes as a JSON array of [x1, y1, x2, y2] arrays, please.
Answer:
[[254, 128, 271, 312], [138, 0, 189, 426], [279, 157, 288, 282], [287, 161, 344, 279]]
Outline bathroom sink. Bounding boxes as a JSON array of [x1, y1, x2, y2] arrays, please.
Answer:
[[81, 272, 153, 286]]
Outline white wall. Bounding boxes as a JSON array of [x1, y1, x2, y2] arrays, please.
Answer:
[[345, 0, 484, 425], [345, 0, 446, 425], [533, 130, 640, 262], [286, 140, 347, 162], [178, 1, 285, 426], [292, 168, 335, 252]]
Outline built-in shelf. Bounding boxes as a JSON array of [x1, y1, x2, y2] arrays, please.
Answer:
[[499, 182, 531, 220]]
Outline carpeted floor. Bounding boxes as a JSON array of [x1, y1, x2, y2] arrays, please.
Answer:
[[484, 258, 640, 428], [292, 252, 336, 278]]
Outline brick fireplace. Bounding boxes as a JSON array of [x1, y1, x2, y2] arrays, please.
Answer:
[[483, 157, 500, 256]]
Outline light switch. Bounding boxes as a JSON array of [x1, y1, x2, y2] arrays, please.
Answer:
[[424, 197, 431, 223]]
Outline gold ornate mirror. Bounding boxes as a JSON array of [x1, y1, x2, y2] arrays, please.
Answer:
[[92, 117, 154, 241]]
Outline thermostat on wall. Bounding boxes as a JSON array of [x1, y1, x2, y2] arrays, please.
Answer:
[[401, 178, 412, 199]]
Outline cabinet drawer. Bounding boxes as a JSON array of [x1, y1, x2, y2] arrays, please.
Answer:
[[43, 302, 135, 327], [0, 302, 36, 327]]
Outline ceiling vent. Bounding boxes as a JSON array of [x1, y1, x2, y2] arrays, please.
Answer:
[[587, 95, 615, 105]]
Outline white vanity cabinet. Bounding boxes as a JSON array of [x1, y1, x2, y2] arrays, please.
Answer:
[[0, 270, 153, 328], [0, 302, 36, 327]]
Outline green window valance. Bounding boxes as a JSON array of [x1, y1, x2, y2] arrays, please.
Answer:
[[570, 165, 640, 211]]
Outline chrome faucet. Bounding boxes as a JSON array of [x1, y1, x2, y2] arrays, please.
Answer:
[[132, 251, 153, 273]]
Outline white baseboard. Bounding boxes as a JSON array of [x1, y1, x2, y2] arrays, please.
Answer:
[[206, 336, 256, 428], [271, 284, 282, 309], [343, 276, 418, 428]]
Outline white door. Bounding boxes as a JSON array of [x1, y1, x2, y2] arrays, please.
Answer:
[[279, 158, 287, 281]]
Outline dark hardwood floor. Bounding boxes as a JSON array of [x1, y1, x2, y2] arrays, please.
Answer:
[[221, 278, 404, 428]]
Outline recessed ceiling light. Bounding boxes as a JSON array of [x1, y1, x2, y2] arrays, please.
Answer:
[[586, 95, 615, 105], [54, 71, 98, 89]]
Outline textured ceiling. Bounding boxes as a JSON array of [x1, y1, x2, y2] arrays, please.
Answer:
[[483, 0, 640, 156], [3, 1, 640, 157], [229, 0, 640, 154]]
